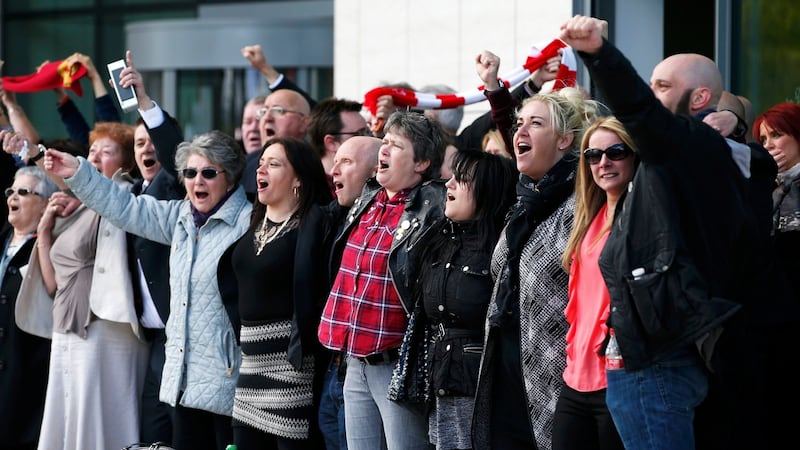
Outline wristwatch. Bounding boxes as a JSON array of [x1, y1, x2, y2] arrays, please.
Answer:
[[29, 143, 46, 162]]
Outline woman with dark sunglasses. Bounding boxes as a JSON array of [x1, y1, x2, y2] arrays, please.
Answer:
[[43, 130, 252, 450], [553, 116, 637, 450]]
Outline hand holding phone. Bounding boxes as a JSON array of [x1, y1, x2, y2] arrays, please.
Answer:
[[107, 59, 138, 112]]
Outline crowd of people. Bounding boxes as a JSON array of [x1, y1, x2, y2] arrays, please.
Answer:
[[1, 13, 798, 450]]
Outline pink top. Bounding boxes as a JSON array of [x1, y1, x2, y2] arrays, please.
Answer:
[[563, 204, 612, 392]]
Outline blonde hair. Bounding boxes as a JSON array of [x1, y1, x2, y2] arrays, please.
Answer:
[[562, 116, 637, 270], [520, 87, 601, 155], [481, 129, 512, 158]]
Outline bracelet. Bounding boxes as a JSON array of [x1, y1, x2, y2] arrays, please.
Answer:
[[29, 144, 46, 162]]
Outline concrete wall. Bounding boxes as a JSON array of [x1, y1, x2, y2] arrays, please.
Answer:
[[334, 0, 575, 133]]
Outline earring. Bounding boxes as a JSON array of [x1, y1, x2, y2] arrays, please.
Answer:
[[293, 186, 299, 197]]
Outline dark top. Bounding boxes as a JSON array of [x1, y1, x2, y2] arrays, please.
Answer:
[[57, 94, 121, 145], [418, 220, 491, 398], [583, 40, 757, 369], [233, 225, 297, 321], [0, 226, 50, 446]]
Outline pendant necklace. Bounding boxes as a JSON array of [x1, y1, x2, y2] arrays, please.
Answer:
[[254, 209, 295, 256]]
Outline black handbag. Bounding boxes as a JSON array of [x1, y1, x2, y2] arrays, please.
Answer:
[[387, 303, 431, 403]]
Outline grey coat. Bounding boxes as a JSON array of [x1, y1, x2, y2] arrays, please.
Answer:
[[66, 159, 252, 416]]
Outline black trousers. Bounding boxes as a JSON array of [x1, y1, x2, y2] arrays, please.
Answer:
[[140, 329, 174, 444]]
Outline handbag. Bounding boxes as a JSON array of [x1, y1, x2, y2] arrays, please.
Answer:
[[387, 302, 431, 403]]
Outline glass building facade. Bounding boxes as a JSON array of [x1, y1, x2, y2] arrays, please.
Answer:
[[1, 0, 797, 142]]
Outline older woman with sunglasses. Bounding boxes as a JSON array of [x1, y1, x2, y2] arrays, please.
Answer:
[[553, 116, 637, 450], [44, 130, 251, 450], [0, 166, 58, 449]]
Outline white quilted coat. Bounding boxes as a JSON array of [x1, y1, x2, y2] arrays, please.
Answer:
[[66, 158, 252, 416]]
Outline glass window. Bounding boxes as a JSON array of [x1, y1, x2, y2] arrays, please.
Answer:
[[735, 0, 800, 116]]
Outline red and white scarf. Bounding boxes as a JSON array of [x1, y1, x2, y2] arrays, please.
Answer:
[[363, 38, 577, 115]]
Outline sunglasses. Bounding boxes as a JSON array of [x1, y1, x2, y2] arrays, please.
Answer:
[[583, 143, 632, 165], [4, 187, 41, 198], [181, 168, 225, 180]]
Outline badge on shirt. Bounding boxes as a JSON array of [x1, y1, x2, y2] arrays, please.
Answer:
[[395, 219, 411, 239]]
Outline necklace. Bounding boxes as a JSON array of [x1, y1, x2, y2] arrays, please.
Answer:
[[254, 209, 295, 256]]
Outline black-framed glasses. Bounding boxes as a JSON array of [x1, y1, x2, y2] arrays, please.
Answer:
[[330, 127, 372, 137], [181, 168, 225, 180], [583, 143, 632, 165], [256, 106, 304, 120], [4, 187, 40, 198]]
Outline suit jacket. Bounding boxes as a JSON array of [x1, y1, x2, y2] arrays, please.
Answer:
[[133, 110, 185, 324]]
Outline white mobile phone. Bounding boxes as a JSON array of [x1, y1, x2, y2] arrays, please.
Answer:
[[106, 59, 138, 112]]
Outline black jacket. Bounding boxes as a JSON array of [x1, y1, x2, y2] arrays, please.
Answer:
[[0, 226, 50, 446], [333, 178, 446, 314], [583, 41, 759, 370]]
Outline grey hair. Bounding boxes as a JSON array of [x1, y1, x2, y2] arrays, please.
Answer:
[[384, 110, 446, 181], [175, 130, 246, 185], [14, 165, 59, 199], [420, 84, 464, 135]]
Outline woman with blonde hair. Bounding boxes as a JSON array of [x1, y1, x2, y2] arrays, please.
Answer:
[[481, 129, 513, 159], [554, 116, 637, 450], [472, 47, 600, 450]]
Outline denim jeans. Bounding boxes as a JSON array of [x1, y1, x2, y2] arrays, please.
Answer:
[[319, 357, 347, 450], [343, 356, 430, 450], [605, 348, 708, 450]]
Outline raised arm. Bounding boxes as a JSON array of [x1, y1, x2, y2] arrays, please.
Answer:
[[241, 44, 317, 108]]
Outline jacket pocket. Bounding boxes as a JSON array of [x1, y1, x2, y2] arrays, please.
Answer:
[[625, 249, 738, 349], [430, 335, 483, 397]]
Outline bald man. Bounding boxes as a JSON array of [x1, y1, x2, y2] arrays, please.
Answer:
[[561, 15, 764, 450], [259, 89, 311, 142], [241, 90, 312, 200], [318, 135, 380, 450]]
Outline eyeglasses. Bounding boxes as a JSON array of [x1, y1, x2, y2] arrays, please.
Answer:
[[583, 143, 632, 165], [256, 106, 304, 120], [181, 168, 225, 180], [330, 127, 372, 137], [4, 187, 41, 198]]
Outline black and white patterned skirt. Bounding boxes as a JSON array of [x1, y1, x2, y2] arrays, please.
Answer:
[[232, 319, 315, 440]]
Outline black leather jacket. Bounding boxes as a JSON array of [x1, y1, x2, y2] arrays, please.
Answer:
[[333, 177, 446, 314], [583, 41, 759, 370]]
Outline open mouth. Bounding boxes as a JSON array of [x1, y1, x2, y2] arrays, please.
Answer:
[[9, 205, 19, 212], [334, 181, 344, 190], [143, 159, 156, 168], [447, 193, 455, 201], [517, 143, 532, 154], [194, 192, 209, 200], [379, 161, 389, 169], [257, 180, 269, 189], [264, 128, 276, 138]]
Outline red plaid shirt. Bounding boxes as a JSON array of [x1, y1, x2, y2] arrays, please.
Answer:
[[318, 188, 410, 357]]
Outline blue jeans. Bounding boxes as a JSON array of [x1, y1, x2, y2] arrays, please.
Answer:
[[605, 348, 708, 450], [319, 356, 347, 450], [343, 356, 430, 450]]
